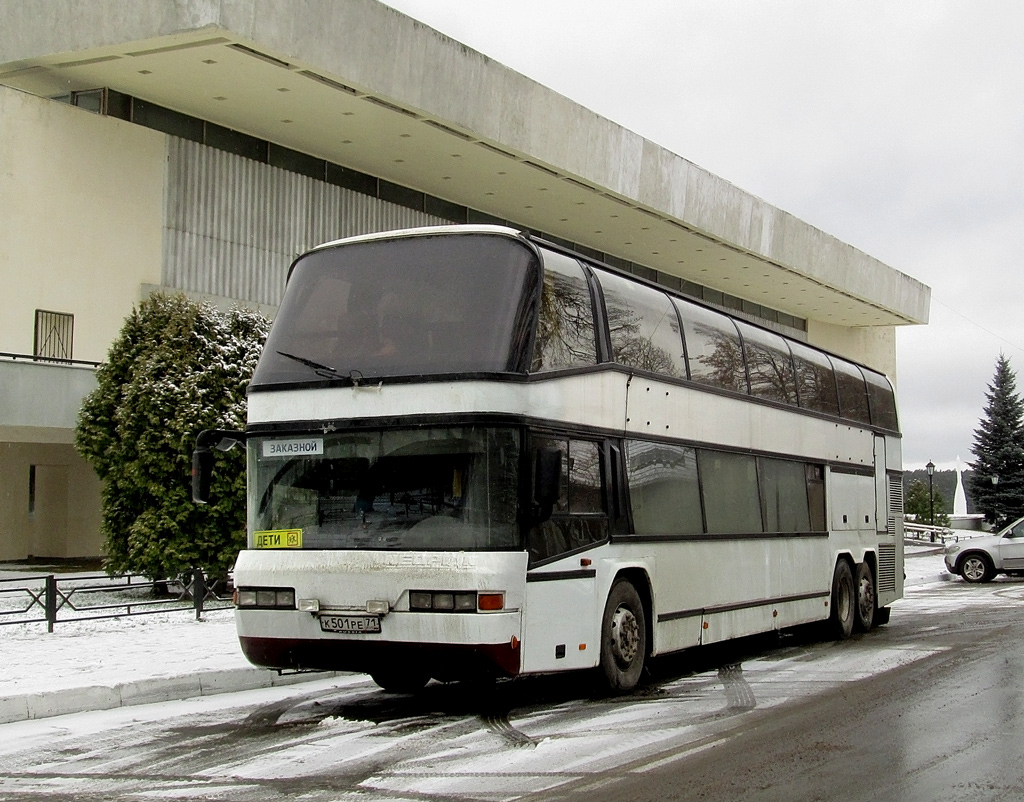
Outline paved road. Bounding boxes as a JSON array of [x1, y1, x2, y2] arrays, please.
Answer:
[[1, 561, 1022, 801], [542, 583, 1024, 802]]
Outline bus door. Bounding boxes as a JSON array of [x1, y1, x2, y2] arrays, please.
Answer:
[[522, 436, 608, 673]]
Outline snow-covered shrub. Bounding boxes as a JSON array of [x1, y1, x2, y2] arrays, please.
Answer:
[[75, 293, 269, 580]]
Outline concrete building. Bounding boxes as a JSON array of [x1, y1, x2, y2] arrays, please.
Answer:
[[0, 0, 930, 563]]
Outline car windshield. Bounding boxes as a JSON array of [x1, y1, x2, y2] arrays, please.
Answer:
[[248, 426, 521, 550]]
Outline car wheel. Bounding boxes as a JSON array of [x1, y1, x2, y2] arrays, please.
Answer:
[[958, 553, 995, 583], [599, 579, 647, 693], [827, 560, 855, 640], [854, 562, 876, 632]]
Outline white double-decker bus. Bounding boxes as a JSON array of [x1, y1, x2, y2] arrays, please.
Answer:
[[194, 224, 904, 693]]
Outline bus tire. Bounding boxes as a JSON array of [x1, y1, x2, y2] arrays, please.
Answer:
[[599, 579, 647, 693], [854, 561, 876, 633], [370, 669, 430, 694], [827, 560, 855, 640]]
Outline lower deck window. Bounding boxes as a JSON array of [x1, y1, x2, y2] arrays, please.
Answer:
[[528, 437, 608, 565], [699, 451, 763, 534], [625, 440, 826, 537]]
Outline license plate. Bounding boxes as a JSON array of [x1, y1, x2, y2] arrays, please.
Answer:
[[319, 614, 381, 634]]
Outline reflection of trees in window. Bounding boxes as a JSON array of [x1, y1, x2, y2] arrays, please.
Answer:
[[792, 351, 840, 416], [740, 326, 796, 403], [833, 359, 870, 424], [600, 273, 684, 376], [532, 259, 597, 372], [607, 301, 680, 374], [689, 324, 747, 393]]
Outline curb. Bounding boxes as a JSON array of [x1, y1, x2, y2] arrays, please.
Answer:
[[0, 667, 340, 725]]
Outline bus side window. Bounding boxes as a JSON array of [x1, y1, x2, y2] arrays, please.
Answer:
[[529, 438, 608, 565], [674, 300, 748, 394], [532, 252, 598, 372], [735, 321, 798, 405], [831, 356, 871, 425], [595, 270, 686, 378]]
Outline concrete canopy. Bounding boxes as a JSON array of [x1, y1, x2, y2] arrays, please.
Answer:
[[0, 0, 929, 328]]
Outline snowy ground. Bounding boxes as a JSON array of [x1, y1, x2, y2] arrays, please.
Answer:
[[0, 545, 949, 702]]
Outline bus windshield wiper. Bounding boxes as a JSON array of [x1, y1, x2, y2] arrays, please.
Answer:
[[276, 350, 345, 380]]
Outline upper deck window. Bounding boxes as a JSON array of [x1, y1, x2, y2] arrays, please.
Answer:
[[531, 251, 598, 372], [789, 339, 841, 416], [831, 356, 871, 425], [596, 270, 685, 377], [252, 233, 538, 387], [674, 300, 747, 393], [864, 369, 899, 430], [735, 321, 797, 404]]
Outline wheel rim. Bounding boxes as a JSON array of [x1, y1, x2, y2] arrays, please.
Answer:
[[963, 557, 986, 581], [609, 604, 640, 667]]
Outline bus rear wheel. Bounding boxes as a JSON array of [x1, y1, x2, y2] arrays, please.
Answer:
[[827, 560, 855, 640], [854, 561, 876, 632], [599, 579, 647, 693]]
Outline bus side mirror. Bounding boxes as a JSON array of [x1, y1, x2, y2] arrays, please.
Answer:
[[192, 447, 214, 504], [534, 447, 562, 522], [191, 428, 246, 504]]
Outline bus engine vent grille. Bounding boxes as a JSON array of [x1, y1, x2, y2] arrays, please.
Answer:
[[877, 543, 897, 594], [887, 474, 905, 538], [888, 475, 905, 516]]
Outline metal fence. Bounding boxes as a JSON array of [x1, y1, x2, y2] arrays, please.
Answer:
[[904, 522, 955, 543], [0, 570, 232, 632]]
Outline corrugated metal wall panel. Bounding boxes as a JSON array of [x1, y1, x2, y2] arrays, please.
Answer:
[[163, 138, 446, 307]]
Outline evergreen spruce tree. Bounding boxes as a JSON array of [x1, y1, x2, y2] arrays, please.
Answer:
[[75, 294, 269, 579], [968, 354, 1024, 529]]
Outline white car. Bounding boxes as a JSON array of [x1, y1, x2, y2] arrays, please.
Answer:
[[944, 516, 1024, 583]]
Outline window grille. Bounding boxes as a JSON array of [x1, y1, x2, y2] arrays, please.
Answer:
[[34, 310, 74, 362]]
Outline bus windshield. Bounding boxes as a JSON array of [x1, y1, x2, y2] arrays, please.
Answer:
[[251, 233, 539, 386], [248, 426, 521, 551]]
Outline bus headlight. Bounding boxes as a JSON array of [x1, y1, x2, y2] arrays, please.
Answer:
[[408, 590, 504, 612], [234, 586, 296, 609]]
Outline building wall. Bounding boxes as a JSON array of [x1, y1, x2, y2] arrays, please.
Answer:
[[0, 85, 164, 362], [0, 85, 164, 561], [0, 442, 103, 560], [163, 138, 448, 307]]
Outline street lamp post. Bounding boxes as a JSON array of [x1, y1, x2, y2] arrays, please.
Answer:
[[926, 461, 935, 540]]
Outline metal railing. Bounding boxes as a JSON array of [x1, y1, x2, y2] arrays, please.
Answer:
[[0, 569, 232, 632], [904, 522, 955, 543], [0, 350, 102, 368]]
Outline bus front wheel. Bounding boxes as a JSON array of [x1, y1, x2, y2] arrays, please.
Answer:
[[599, 579, 647, 693], [827, 560, 855, 640]]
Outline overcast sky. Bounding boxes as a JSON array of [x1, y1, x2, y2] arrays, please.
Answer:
[[381, 0, 1024, 470]]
